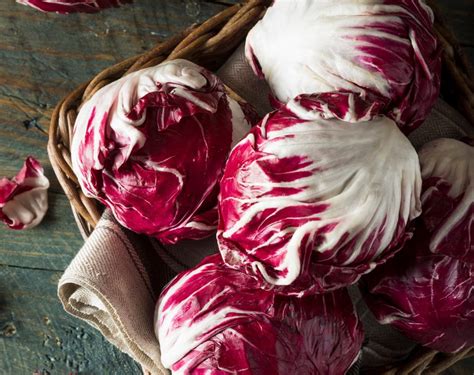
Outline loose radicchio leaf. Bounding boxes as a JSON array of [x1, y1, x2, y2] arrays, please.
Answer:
[[71, 59, 254, 244], [245, 0, 441, 132], [0, 156, 49, 229], [17, 0, 131, 13], [217, 99, 421, 295], [418, 138, 473, 262], [362, 224, 474, 353], [155, 254, 363, 375]]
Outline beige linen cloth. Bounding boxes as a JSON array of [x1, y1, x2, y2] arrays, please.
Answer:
[[58, 44, 474, 375]]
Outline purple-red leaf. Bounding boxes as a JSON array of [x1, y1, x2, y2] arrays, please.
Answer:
[[0, 156, 49, 230], [17, 0, 131, 13]]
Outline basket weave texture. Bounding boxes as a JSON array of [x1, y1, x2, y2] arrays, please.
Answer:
[[47, 0, 474, 373]]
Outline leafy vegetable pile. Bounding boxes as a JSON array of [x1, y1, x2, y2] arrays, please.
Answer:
[[62, 0, 473, 373], [71, 60, 253, 244]]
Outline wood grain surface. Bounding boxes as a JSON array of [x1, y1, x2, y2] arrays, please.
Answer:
[[0, 0, 472, 374], [0, 266, 141, 373]]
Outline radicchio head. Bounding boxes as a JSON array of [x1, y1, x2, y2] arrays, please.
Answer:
[[245, 0, 441, 132], [362, 225, 474, 353], [0, 157, 49, 229], [71, 59, 254, 244], [217, 98, 421, 295], [362, 138, 474, 353], [155, 254, 363, 374], [418, 138, 473, 262]]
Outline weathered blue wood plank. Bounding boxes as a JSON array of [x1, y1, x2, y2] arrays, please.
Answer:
[[0, 265, 141, 374], [0, 191, 84, 271]]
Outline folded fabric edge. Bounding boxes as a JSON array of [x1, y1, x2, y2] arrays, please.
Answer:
[[57, 276, 169, 375]]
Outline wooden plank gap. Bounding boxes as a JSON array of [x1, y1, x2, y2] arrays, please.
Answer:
[[0, 263, 64, 273]]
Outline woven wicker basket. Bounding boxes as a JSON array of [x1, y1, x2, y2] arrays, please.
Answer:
[[47, 0, 474, 373]]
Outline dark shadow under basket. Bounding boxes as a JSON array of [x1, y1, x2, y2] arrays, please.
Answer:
[[47, 0, 474, 373]]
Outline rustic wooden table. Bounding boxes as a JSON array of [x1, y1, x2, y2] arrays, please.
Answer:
[[0, 0, 472, 374]]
